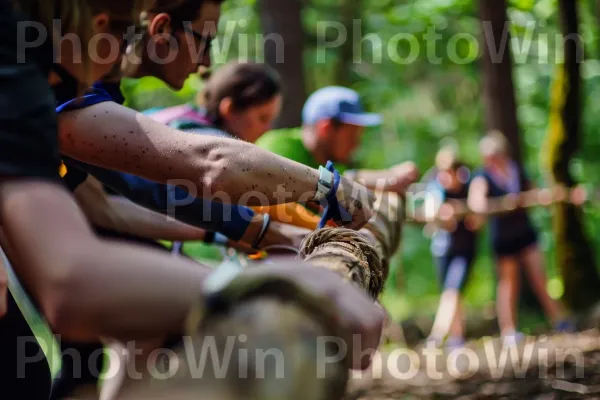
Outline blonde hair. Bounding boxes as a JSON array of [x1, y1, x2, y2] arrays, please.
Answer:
[[435, 145, 458, 171], [479, 130, 510, 158]]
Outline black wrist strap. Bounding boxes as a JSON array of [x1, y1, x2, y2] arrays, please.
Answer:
[[204, 231, 216, 244]]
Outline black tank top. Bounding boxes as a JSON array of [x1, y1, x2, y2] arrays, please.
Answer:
[[479, 162, 536, 244], [430, 180, 477, 255]]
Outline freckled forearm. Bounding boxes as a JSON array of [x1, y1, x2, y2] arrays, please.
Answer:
[[199, 141, 319, 206], [59, 104, 319, 206]]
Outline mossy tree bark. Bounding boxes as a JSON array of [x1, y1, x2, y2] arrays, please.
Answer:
[[545, 0, 600, 311]]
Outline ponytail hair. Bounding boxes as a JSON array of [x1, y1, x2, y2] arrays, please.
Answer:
[[201, 61, 282, 127]]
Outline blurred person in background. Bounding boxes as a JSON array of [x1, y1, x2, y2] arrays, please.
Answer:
[[148, 61, 282, 143], [256, 86, 420, 196], [425, 147, 481, 349], [468, 131, 572, 345]]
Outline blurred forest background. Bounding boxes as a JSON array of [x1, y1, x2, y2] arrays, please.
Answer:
[[122, 0, 600, 334]]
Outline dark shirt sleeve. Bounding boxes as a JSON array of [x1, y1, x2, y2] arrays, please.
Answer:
[[0, 1, 66, 182], [64, 158, 255, 241], [0, 63, 61, 181], [61, 163, 89, 192]]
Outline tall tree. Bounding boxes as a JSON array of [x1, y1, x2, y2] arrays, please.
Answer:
[[257, 0, 307, 128], [478, 0, 523, 165], [335, 0, 361, 87], [545, 0, 600, 311], [594, 0, 600, 57]]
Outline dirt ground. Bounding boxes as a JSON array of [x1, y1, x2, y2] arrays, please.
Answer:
[[346, 330, 600, 399]]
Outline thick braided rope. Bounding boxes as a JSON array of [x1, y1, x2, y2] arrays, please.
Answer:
[[360, 224, 390, 281], [300, 227, 384, 299], [362, 192, 405, 280], [299, 193, 405, 300]]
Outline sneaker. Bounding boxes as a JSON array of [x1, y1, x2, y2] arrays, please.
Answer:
[[554, 319, 576, 333], [425, 335, 444, 348], [445, 336, 466, 350]]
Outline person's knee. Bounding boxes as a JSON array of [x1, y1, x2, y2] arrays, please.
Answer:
[[498, 256, 518, 273]]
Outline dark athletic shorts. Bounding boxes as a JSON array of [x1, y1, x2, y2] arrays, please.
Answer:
[[0, 293, 53, 399], [493, 228, 538, 258]]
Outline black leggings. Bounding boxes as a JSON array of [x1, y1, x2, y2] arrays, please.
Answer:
[[0, 293, 52, 400]]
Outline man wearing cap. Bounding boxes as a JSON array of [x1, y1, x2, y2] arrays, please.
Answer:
[[256, 86, 418, 194]]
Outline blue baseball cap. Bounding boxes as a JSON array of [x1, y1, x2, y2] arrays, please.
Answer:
[[302, 86, 382, 127]]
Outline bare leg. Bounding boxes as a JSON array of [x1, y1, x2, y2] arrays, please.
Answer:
[[496, 256, 520, 336], [448, 301, 464, 339], [429, 289, 460, 340], [520, 245, 563, 323], [429, 255, 470, 342]]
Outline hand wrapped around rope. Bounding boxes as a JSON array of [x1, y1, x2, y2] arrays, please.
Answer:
[[361, 191, 404, 280], [76, 275, 349, 400], [299, 192, 405, 300]]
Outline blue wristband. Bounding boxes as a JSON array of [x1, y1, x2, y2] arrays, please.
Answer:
[[317, 161, 351, 229], [214, 233, 229, 246]]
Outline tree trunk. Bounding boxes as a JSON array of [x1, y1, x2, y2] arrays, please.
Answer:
[[478, 0, 522, 165], [257, 0, 307, 129], [334, 0, 360, 87], [478, 0, 544, 314], [595, 0, 600, 57], [545, 0, 600, 311]]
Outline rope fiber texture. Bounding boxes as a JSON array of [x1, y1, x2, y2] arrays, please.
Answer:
[[300, 192, 405, 300]]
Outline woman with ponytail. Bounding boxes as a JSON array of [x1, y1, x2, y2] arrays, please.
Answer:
[[150, 61, 282, 143]]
